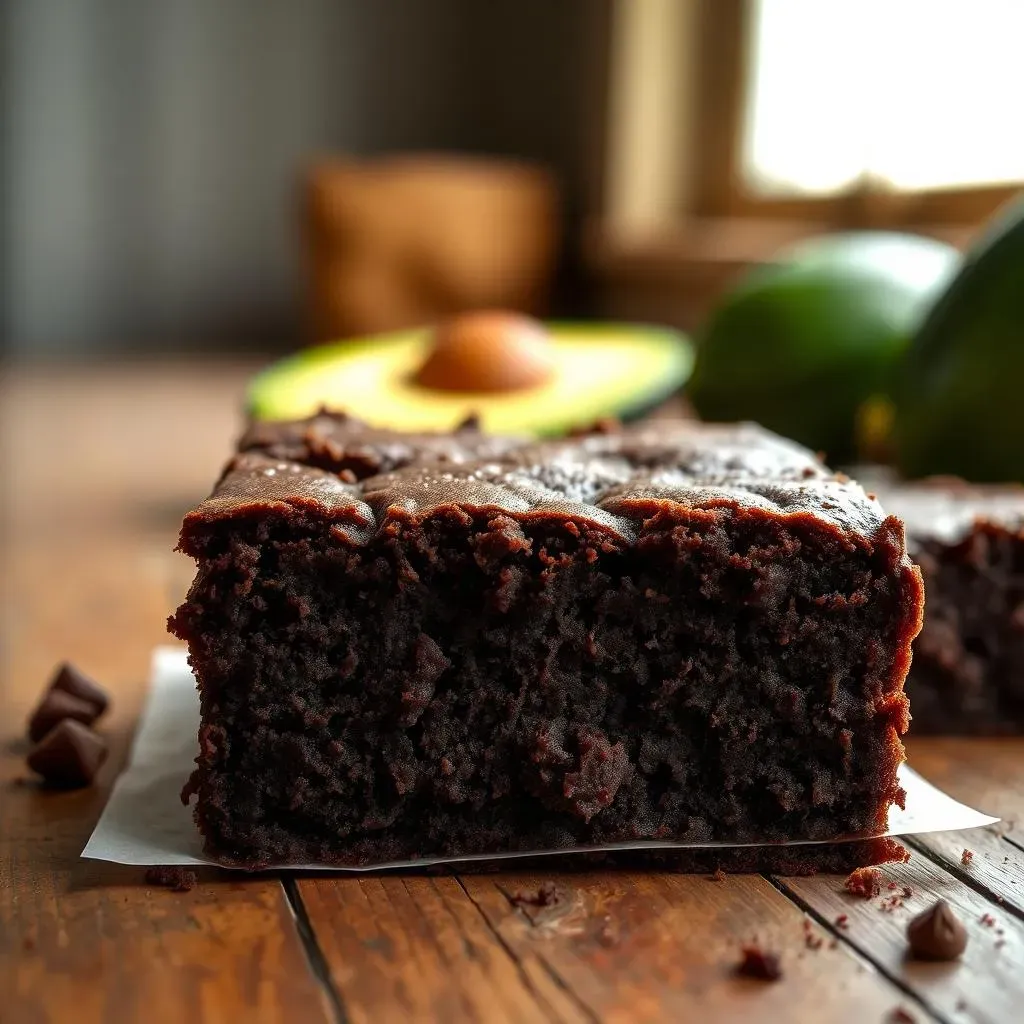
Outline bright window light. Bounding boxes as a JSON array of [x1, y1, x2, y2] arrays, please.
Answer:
[[743, 0, 1024, 195]]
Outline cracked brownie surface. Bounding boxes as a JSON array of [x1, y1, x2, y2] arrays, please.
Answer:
[[171, 412, 922, 868]]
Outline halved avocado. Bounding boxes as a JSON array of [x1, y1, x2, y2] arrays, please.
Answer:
[[248, 321, 693, 436]]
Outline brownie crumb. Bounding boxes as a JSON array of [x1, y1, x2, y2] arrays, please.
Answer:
[[802, 919, 823, 950], [890, 841, 911, 865], [907, 900, 967, 960], [736, 945, 782, 981], [509, 880, 565, 909], [710, 867, 727, 883], [845, 866, 884, 898], [505, 881, 573, 926], [961, 849, 974, 866], [145, 866, 197, 892], [888, 1008, 916, 1024], [879, 893, 906, 913]]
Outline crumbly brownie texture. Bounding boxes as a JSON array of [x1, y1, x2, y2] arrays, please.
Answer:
[[872, 479, 1024, 734], [170, 411, 923, 869]]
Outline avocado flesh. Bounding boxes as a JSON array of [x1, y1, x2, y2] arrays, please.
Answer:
[[896, 197, 1024, 482], [689, 232, 959, 465], [248, 322, 693, 436]]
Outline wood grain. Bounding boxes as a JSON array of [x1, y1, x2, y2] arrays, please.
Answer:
[[297, 869, 915, 1024], [294, 874, 589, 1024], [904, 738, 1024, 919], [779, 855, 1024, 1024]]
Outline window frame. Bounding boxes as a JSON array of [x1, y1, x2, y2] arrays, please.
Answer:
[[690, 0, 1022, 228]]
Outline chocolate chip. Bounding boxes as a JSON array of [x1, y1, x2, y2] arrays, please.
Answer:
[[27, 663, 110, 740], [907, 900, 967, 960], [28, 689, 99, 742], [736, 945, 782, 981], [51, 662, 109, 716], [27, 720, 108, 788]]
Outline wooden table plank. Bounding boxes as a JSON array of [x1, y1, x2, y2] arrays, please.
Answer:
[[778, 855, 1024, 1024], [903, 739, 1024, 919], [294, 874, 589, 1023], [296, 869, 924, 1024]]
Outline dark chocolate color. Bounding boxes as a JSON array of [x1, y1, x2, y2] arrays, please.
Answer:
[[736, 946, 782, 981], [170, 411, 922, 869], [27, 719, 108, 788], [51, 662, 110, 716], [28, 689, 99, 742], [906, 899, 967, 960], [872, 477, 1024, 734]]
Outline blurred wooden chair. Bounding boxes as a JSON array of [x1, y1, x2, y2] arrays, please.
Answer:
[[303, 155, 560, 341]]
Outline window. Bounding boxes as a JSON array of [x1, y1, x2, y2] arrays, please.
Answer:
[[745, 0, 1024, 196], [600, 0, 1024, 238]]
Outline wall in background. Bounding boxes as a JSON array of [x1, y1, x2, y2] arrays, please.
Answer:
[[2, 0, 605, 358]]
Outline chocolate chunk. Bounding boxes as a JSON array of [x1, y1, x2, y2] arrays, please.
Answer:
[[51, 662, 110, 716], [27, 720, 108, 788], [907, 900, 967, 960], [28, 689, 99, 742], [736, 945, 782, 981]]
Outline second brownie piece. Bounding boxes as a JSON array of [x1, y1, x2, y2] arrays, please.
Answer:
[[871, 479, 1024, 734], [171, 413, 923, 868]]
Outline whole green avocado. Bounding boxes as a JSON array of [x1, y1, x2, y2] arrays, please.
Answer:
[[688, 232, 959, 464], [895, 196, 1024, 482]]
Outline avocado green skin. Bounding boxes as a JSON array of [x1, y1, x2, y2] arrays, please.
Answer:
[[688, 233, 959, 464], [895, 197, 1024, 482]]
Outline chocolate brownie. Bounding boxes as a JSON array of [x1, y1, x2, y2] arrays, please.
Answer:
[[870, 478, 1024, 734], [170, 411, 922, 869]]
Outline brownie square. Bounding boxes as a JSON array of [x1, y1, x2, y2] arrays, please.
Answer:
[[871, 479, 1024, 734], [170, 412, 922, 868]]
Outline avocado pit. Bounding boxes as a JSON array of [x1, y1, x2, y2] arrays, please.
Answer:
[[414, 310, 556, 393]]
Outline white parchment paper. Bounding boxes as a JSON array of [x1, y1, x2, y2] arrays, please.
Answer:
[[82, 647, 999, 871]]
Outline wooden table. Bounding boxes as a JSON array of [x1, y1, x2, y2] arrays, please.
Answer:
[[2, 362, 1022, 1024]]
